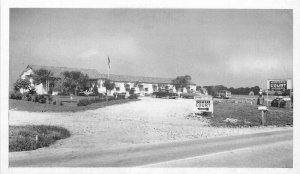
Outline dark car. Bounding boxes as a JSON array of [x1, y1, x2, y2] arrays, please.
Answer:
[[152, 90, 178, 99], [180, 92, 202, 99]]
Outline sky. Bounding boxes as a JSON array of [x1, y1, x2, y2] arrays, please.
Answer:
[[9, 9, 293, 89]]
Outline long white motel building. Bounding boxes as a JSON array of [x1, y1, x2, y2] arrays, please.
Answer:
[[19, 65, 197, 96]]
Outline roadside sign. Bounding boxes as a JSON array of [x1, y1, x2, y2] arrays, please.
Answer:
[[258, 106, 267, 111], [267, 79, 292, 91], [194, 95, 213, 114]]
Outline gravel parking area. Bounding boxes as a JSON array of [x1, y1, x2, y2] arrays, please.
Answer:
[[9, 97, 291, 155]]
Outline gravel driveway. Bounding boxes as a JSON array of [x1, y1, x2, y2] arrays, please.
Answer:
[[9, 97, 291, 156]]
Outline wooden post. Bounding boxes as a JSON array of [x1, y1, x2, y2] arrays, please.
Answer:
[[290, 89, 292, 109], [266, 89, 269, 107], [35, 135, 38, 144], [261, 111, 266, 126]]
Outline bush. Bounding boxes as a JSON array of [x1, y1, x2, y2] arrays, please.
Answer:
[[57, 92, 69, 96], [77, 97, 109, 106], [77, 98, 92, 106], [9, 125, 71, 152], [271, 99, 286, 108], [9, 91, 23, 100], [88, 93, 97, 96], [129, 88, 135, 95], [28, 88, 36, 95], [128, 94, 139, 99], [22, 92, 32, 101], [107, 96, 116, 101], [14, 79, 31, 92], [36, 95, 47, 103], [93, 85, 99, 95]]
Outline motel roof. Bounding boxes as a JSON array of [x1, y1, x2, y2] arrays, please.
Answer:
[[25, 64, 196, 85]]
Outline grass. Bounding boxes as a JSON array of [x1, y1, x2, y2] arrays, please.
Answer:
[[210, 100, 293, 127], [9, 98, 140, 112], [9, 125, 71, 152]]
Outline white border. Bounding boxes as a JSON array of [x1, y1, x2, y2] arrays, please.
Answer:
[[1, 0, 300, 174]]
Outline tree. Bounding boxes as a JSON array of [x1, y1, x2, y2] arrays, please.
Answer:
[[93, 83, 99, 95], [61, 71, 89, 95], [172, 75, 192, 92], [103, 79, 115, 96], [250, 86, 260, 95], [249, 91, 255, 98], [196, 86, 202, 91], [33, 69, 53, 93], [14, 79, 31, 92]]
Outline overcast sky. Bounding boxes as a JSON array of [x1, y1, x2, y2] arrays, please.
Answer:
[[9, 9, 293, 88]]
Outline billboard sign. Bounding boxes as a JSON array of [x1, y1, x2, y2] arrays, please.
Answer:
[[267, 79, 292, 91], [194, 95, 213, 114]]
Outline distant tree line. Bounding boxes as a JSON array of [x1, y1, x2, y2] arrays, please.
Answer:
[[202, 85, 261, 96]]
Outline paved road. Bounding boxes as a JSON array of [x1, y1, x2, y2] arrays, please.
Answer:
[[10, 129, 292, 167]]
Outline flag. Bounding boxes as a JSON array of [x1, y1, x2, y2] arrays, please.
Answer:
[[108, 56, 111, 69]]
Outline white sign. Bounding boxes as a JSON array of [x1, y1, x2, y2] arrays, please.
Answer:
[[267, 79, 292, 90], [194, 95, 213, 114], [258, 106, 268, 111]]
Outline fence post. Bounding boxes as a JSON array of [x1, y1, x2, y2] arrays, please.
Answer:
[[261, 111, 266, 126], [35, 135, 39, 145]]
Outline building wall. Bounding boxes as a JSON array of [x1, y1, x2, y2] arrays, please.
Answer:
[[19, 69, 197, 96]]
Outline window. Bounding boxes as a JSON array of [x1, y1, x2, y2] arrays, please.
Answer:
[[116, 87, 120, 91], [145, 88, 148, 92]]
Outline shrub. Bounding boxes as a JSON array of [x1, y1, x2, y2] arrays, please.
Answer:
[[57, 92, 69, 96], [129, 88, 135, 95], [9, 125, 71, 152], [22, 92, 32, 101], [107, 96, 116, 101], [77, 99, 91, 106], [9, 91, 23, 100], [77, 97, 106, 106], [271, 99, 286, 108], [93, 85, 99, 95], [47, 95, 53, 103], [36, 95, 47, 103], [28, 88, 36, 95], [88, 93, 97, 96], [128, 94, 138, 99], [14, 79, 31, 92]]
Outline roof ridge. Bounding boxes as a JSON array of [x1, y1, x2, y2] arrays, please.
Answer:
[[26, 64, 196, 85], [106, 73, 174, 80], [28, 64, 98, 71]]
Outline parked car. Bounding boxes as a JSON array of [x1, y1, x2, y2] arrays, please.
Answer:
[[180, 92, 202, 99], [152, 90, 178, 99], [215, 90, 231, 99], [78, 91, 97, 96]]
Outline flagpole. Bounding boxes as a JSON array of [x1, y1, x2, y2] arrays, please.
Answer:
[[107, 56, 110, 80], [107, 66, 110, 79]]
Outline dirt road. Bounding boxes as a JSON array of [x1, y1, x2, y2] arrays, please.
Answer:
[[9, 97, 291, 161]]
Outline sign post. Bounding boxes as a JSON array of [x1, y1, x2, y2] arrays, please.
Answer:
[[194, 95, 213, 117], [258, 106, 268, 125]]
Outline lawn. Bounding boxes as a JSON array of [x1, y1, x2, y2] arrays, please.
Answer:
[[211, 100, 293, 127], [9, 97, 140, 112], [9, 125, 71, 152]]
